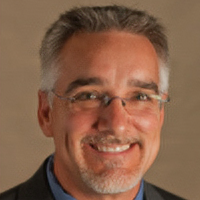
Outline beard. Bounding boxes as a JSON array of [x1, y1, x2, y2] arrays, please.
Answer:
[[77, 133, 144, 194], [79, 162, 143, 194]]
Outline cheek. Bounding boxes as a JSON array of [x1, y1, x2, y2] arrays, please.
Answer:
[[64, 112, 99, 160], [66, 111, 98, 135], [52, 102, 97, 134], [54, 111, 99, 152], [52, 109, 98, 160], [133, 113, 161, 135], [134, 114, 161, 168]]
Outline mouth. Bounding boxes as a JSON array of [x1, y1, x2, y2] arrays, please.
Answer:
[[82, 135, 142, 155], [90, 143, 133, 153]]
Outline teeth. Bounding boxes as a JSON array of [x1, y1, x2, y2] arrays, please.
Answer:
[[96, 144, 130, 153]]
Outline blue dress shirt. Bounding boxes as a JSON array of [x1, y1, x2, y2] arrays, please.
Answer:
[[46, 155, 144, 200]]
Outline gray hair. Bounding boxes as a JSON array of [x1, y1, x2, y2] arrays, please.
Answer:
[[40, 5, 169, 95]]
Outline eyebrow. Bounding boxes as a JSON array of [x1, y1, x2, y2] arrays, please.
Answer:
[[64, 77, 106, 94], [128, 79, 159, 93], [64, 77, 159, 95]]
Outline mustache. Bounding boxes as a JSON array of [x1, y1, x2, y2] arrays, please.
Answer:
[[81, 132, 143, 147]]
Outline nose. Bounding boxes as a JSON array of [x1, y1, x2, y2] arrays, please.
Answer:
[[96, 98, 129, 135], [104, 96, 126, 107]]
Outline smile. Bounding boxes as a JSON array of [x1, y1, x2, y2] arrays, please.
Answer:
[[91, 144, 131, 153]]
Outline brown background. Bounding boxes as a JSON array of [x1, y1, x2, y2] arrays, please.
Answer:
[[0, 0, 200, 199]]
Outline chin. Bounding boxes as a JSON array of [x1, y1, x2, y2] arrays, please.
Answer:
[[79, 166, 143, 194]]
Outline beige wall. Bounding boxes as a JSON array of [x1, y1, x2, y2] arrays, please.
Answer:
[[0, 0, 200, 199]]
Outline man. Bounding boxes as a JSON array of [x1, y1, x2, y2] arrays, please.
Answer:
[[0, 5, 185, 200]]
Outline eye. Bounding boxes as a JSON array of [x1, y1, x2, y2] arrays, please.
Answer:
[[73, 91, 100, 101], [134, 92, 152, 101]]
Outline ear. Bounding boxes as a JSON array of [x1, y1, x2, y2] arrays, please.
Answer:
[[38, 90, 53, 137]]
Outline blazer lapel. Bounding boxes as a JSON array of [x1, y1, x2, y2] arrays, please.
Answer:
[[18, 158, 55, 200], [144, 181, 165, 200]]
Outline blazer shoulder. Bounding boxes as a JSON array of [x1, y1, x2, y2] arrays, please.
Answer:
[[144, 181, 187, 200], [0, 157, 54, 200], [0, 185, 21, 200]]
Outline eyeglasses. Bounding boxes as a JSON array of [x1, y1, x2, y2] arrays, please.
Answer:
[[51, 90, 170, 114]]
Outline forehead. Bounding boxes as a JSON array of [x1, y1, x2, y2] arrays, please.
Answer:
[[56, 31, 159, 91]]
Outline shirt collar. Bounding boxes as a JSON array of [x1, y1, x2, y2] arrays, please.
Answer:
[[46, 155, 144, 200], [47, 155, 76, 200]]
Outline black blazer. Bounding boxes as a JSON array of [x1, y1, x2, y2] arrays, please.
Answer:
[[0, 158, 186, 200]]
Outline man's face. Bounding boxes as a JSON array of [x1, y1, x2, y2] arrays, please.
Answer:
[[38, 31, 164, 197]]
